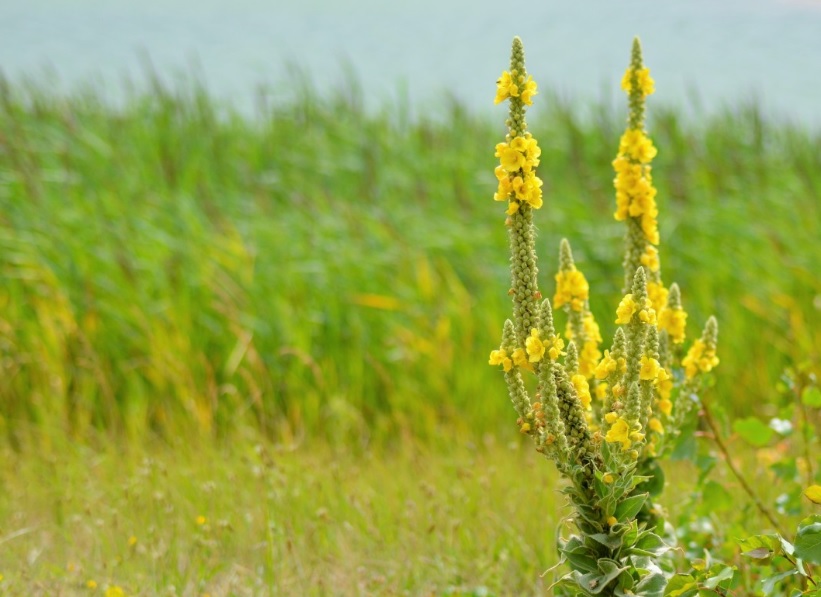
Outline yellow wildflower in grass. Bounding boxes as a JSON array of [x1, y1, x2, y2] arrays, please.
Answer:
[[104, 587, 125, 597], [639, 356, 661, 381], [618, 129, 657, 164], [494, 70, 518, 104], [659, 306, 687, 344], [525, 328, 546, 362], [554, 268, 589, 312], [548, 335, 565, 360], [493, 135, 544, 210], [646, 280, 668, 313], [512, 347, 533, 372], [577, 313, 603, 378], [572, 374, 592, 410], [604, 412, 619, 424], [595, 350, 618, 380], [196, 515, 207, 526], [683, 338, 719, 379], [621, 66, 655, 97], [605, 417, 632, 449], [641, 246, 660, 273], [87, 580, 98, 589], [595, 382, 608, 401], [127, 535, 137, 547], [615, 294, 638, 324], [656, 368, 673, 400], [648, 417, 664, 434], [520, 75, 538, 105], [658, 398, 673, 417], [489, 348, 513, 372]]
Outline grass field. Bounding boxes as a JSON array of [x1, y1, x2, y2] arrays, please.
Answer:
[[0, 74, 820, 593]]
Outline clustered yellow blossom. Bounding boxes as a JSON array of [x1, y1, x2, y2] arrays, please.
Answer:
[[658, 305, 687, 344], [621, 66, 655, 97], [572, 374, 592, 410], [554, 268, 589, 311], [512, 347, 531, 371], [682, 339, 719, 379], [605, 416, 631, 449], [578, 313, 602, 378], [594, 350, 622, 380], [495, 69, 538, 105], [615, 294, 656, 325], [648, 417, 664, 434], [525, 328, 546, 362], [547, 335, 566, 361], [613, 153, 659, 245], [488, 348, 513, 372], [641, 246, 660, 273], [639, 355, 661, 381], [494, 134, 544, 212], [646, 281, 668, 313]]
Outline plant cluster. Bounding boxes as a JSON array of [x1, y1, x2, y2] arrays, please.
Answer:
[[489, 37, 720, 596]]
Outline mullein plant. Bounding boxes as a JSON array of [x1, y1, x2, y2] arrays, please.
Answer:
[[488, 37, 720, 595]]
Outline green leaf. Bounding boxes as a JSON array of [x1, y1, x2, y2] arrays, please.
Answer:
[[802, 386, 821, 408], [634, 572, 667, 597], [664, 574, 698, 597], [805, 485, 821, 504], [702, 566, 735, 590], [733, 417, 775, 447], [795, 518, 821, 564], [615, 493, 648, 523]]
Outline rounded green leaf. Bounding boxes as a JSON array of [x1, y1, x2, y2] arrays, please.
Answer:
[[733, 417, 774, 447]]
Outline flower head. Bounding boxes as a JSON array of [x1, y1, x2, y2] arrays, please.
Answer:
[[489, 349, 513, 372], [525, 328, 546, 363]]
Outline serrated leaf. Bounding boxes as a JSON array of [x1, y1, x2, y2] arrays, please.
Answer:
[[805, 485, 821, 504], [733, 417, 774, 447], [802, 387, 821, 408]]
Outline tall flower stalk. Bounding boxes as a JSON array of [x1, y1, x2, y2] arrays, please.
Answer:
[[488, 37, 721, 596]]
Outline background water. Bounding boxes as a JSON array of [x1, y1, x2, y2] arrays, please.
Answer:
[[1, 0, 820, 124]]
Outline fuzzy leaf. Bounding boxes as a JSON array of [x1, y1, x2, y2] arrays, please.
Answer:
[[733, 417, 774, 447], [805, 485, 821, 504], [614, 493, 648, 523], [634, 572, 667, 596], [761, 570, 799, 595], [794, 517, 821, 564], [588, 533, 623, 551]]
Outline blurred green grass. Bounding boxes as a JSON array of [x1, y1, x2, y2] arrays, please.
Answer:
[[0, 74, 819, 447]]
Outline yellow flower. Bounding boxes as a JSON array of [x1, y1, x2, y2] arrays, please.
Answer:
[[520, 75, 538, 105], [525, 328, 546, 363], [621, 66, 655, 97], [659, 306, 687, 344], [87, 580, 98, 589], [641, 246, 660, 273], [196, 515, 207, 526], [619, 129, 658, 164], [595, 382, 608, 401], [658, 398, 672, 417], [505, 201, 520, 215], [488, 349, 513, 372], [682, 339, 719, 379], [512, 348, 533, 372], [579, 340, 601, 379], [595, 350, 618, 380], [646, 280, 668, 313], [104, 587, 125, 597], [615, 294, 637, 324], [572, 374, 592, 410], [604, 411, 619, 424], [548, 335, 565, 360], [602, 473, 614, 484], [648, 418, 664, 434], [554, 269, 589, 311], [499, 145, 525, 172], [639, 356, 661, 381], [607, 515, 618, 527], [656, 368, 673, 400], [127, 536, 137, 547], [494, 70, 519, 104], [605, 417, 631, 449]]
